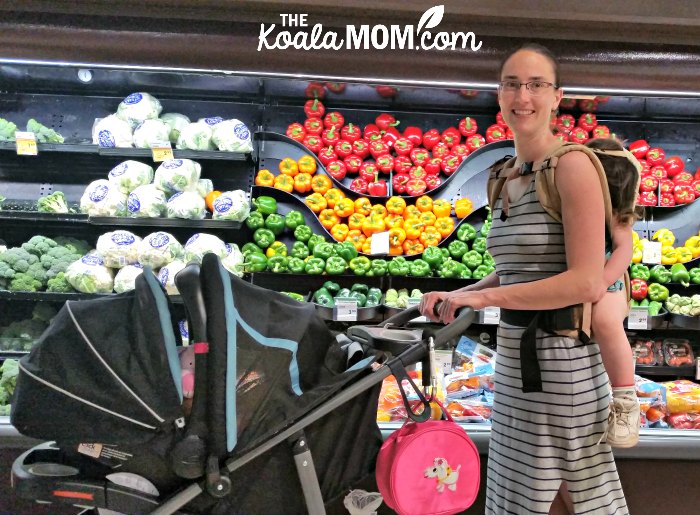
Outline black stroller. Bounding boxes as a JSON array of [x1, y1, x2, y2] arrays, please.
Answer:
[[10, 253, 475, 514]]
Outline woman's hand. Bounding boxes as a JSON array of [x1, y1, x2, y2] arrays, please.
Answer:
[[436, 290, 487, 323], [418, 291, 448, 322]]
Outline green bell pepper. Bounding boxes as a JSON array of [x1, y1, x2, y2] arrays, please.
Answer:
[[648, 301, 663, 316], [670, 263, 690, 287], [438, 258, 463, 279], [253, 228, 275, 249], [369, 259, 388, 277], [323, 281, 341, 295], [472, 264, 492, 280], [337, 288, 351, 298], [307, 234, 326, 252], [304, 257, 326, 275], [649, 264, 671, 284], [285, 210, 305, 230], [388, 257, 410, 276], [252, 195, 277, 215], [409, 259, 432, 277], [462, 250, 483, 270], [266, 241, 288, 257], [480, 220, 492, 237], [325, 256, 347, 275], [690, 267, 700, 285], [291, 241, 310, 259], [457, 223, 477, 242], [351, 283, 369, 294], [482, 251, 495, 268], [267, 255, 289, 273], [440, 248, 450, 259], [281, 292, 305, 302], [448, 240, 469, 260], [458, 265, 472, 279], [349, 256, 371, 275], [245, 211, 265, 231], [243, 252, 267, 273], [630, 264, 651, 281], [335, 241, 358, 262], [472, 237, 487, 254], [313, 242, 334, 261], [349, 291, 367, 307], [294, 224, 313, 243], [648, 283, 669, 302], [287, 257, 306, 274], [422, 246, 444, 269], [241, 242, 263, 256], [366, 287, 382, 307], [264, 213, 286, 236], [313, 287, 335, 307]]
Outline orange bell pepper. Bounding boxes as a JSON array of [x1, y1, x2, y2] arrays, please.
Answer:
[[404, 217, 425, 240], [386, 196, 407, 215], [384, 214, 404, 230], [454, 198, 473, 219], [432, 199, 452, 218], [311, 174, 332, 195], [354, 197, 372, 216], [416, 195, 433, 213], [371, 204, 388, 218], [419, 211, 437, 227], [319, 208, 340, 230], [305, 192, 327, 213], [389, 227, 407, 247], [362, 214, 386, 237], [389, 245, 404, 256], [334, 197, 355, 218], [331, 223, 349, 242], [273, 174, 294, 193], [324, 188, 345, 209], [346, 230, 366, 251], [403, 239, 424, 255], [255, 169, 275, 187], [293, 172, 313, 194], [434, 216, 455, 238], [419, 226, 441, 247], [404, 205, 421, 219], [279, 157, 299, 176], [297, 154, 317, 175], [362, 237, 373, 255], [348, 212, 366, 231]]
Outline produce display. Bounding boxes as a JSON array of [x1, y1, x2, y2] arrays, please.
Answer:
[[0, 117, 64, 143], [0, 304, 56, 352], [0, 359, 18, 416]]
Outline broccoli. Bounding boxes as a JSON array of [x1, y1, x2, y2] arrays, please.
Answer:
[[0, 194, 5, 210], [26, 118, 64, 144], [0, 118, 17, 142], [0, 359, 19, 413], [21, 236, 57, 257], [40, 246, 81, 278], [0, 261, 15, 282], [53, 237, 91, 256], [0, 247, 39, 273], [32, 303, 57, 323], [9, 273, 42, 292], [37, 191, 69, 214], [46, 272, 75, 293]]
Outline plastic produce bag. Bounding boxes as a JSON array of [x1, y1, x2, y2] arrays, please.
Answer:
[[166, 192, 206, 220], [80, 179, 128, 217], [96, 230, 142, 268], [154, 159, 201, 195], [184, 233, 228, 264], [176, 121, 213, 151], [196, 178, 214, 198], [222, 243, 244, 277], [132, 119, 171, 148], [92, 114, 133, 148], [212, 119, 253, 152], [199, 116, 224, 127], [137, 231, 183, 268], [212, 190, 250, 221], [127, 184, 167, 218], [113, 264, 144, 293], [116, 92, 163, 128], [65, 254, 115, 294], [160, 113, 191, 143], [108, 160, 154, 194], [157, 260, 187, 295]]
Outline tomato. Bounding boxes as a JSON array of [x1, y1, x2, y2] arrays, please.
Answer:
[[205, 190, 222, 211]]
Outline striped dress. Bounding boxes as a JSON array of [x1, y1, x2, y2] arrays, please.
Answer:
[[484, 172, 629, 514]]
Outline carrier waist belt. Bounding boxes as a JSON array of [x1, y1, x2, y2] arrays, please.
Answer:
[[500, 306, 590, 393]]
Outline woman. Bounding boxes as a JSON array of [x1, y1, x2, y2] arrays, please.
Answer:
[[419, 44, 628, 514]]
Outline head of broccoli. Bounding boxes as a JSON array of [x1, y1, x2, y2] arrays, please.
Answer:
[[0, 248, 39, 273], [9, 273, 42, 292], [21, 236, 57, 257], [46, 272, 75, 293], [37, 191, 69, 214]]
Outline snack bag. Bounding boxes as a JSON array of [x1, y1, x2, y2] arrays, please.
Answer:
[[662, 338, 695, 367]]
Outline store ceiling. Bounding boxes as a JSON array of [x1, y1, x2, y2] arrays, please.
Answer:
[[1, 1, 700, 94]]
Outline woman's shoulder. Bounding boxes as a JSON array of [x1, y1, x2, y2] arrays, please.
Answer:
[[556, 148, 598, 174]]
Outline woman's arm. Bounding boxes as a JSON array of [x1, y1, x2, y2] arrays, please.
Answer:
[[419, 272, 499, 321], [604, 222, 633, 289]]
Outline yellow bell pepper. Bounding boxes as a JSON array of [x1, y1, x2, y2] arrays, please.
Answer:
[[362, 214, 386, 238], [415, 195, 433, 213], [333, 198, 355, 218], [432, 199, 452, 218], [323, 188, 345, 209], [404, 205, 421, 219], [354, 197, 372, 217], [371, 204, 388, 218], [389, 227, 407, 247], [419, 226, 442, 247], [653, 228, 675, 247], [434, 217, 455, 238], [661, 245, 677, 265], [384, 214, 405, 230], [631, 244, 643, 264], [402, 239, 424, 255], [346, 230, 366, 252], [419, 211, 437, 227], [386, 196, 407, 215], [362, 237, 373, 255], [331, 223, 349, 242], [348, 213, 366, 231], [675, 246, 693, 263], [319, 209, 340, 230], [404, 218, 425, 240], [454, 198, 473, 219], [684, 236, 700, 259]]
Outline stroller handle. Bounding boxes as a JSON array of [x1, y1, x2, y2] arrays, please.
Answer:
[[384, 305, 476, 347], [175, 264, 207, 341]]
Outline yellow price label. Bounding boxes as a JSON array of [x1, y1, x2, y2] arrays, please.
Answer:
[[151, 141, 174, 162], [15, 131, 38, 156]]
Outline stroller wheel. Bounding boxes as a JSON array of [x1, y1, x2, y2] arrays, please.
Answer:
[[205, 456, 231, 498]]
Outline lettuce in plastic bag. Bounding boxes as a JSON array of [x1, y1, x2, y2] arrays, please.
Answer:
[[114, 264, 144, 294], [154, 159, 201, 195], [199, 117, 224, 127], [184, 233, 228, 264], [212, 190, 250, 222], [127, 184, 167, 218], [212, 119, 253, 153], [196, 178, 214, 198], [222, 243, 244, 277], [116, 92, 163, 128], [166, 192, 206, 220], [133, 119, 171, 148], [108, 160, 154, 194], [80, 179, 128, 217], [92, 115, 133, 148], [65, 254, 115, 294], [137, 232, 183, 268], [157, 260, 187, 295], [160, 113, 191, 143], [96, 230, 142, 268], [176, 121, 213, 151]]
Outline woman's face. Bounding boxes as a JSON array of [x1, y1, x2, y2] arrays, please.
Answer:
[[498, 49, 562, 139]]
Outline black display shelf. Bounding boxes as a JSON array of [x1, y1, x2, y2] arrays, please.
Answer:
[[0, 291, 183, 304], [0, 210, 88, 224], [635, 365, 696, 378], [0, 141, 98, 154], [249, 272, 386, 293]]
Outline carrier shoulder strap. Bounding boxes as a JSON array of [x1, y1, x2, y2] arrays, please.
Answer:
[[486, 155, 516, 213]]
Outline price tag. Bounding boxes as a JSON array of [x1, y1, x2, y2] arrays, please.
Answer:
[[407, 298, 428, 323], [370, 231, 390, 255], [333, 298, 358, 321], [695, 358, 700, 381], [642, 240, 662, 265], [15, 131, 38, 155], [627, 306, 649, 330], [434, 349, 454, 375], [151, 141, 174, 162], [482, 306, 501, 325]]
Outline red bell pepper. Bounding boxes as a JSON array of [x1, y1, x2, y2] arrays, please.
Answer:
[[451, 144, 470, 161], [422, 129, 441, 150], [352, 139, 370, 159], [639, 176, 659, 192], [369, 140, 390, 159], [326, 160, 347, 181], [367, 173, 388, 196], [343, 155, 362, 174], [695, 167, 700, 181], [674, 185, 696, 204], [409, 166, 427, 181], [375, 85, 398, 98], [664, 156, 684, 178], [359, 162, 379, 183], [568, 127, 589, 145], [628, 140, 650, 160], [691, 180, 700, 197], [304, 118, 323, 135], [485, 124, 506, 143], [392, 173, 410, 194], [394, 155, 413, 174], [425, 157, 442, 175], [673, 171, 694, 186], [630, 279, 648, 301], [335, 139, 353, 159], [318, 146, 338, 166], [441, 127, 461, 148], [638, 191, 657, 206], [410, 148, 430, 167], [406, 178, 427, 196], [496, 111, 508, 128], [304, 99, 325, 118], [364, 123, 381, 139], [466, 134, 486, 152], [325, 82, 346, 94], [403, 126, 423, 146], [441, 154, 461, 176], [458, 117, 478, 137], [305, 82, 326, 99], [660, 193, 675, 207], [554, 132, 569, 143], [341, 123, 361, 142], [382, 127, 401, 148], [393, 137, 414, 156], [323, 111, 345, 129], [638, 159, 650, 175], [659, 179, 674, 194], [650, 166, 667, 180], [556, 114, 576, 134], [286, 123, 306, 142], [431, 142, 451, 160], [349, 178, 369, 194], [376, 154, 394, 174], [578, 113, 597, 132], [578, 99, 598, 111], [646, 148, 665, 166], [303, 135, 322, 154], [425, 175, 442, 191], [375, 113, 399, 131], [559, 98, 577, 109], [592, 125, 610, 139], [321, 126, 340, 147]]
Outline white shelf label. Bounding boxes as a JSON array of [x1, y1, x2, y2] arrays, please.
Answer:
[[627, 306, 649, 330], [482, 306, 501, 325], [333, 298, 358, 321], [642, 241, 662, 265], [151, 140, 174, 162], [696, 358, 700, 381], [370, 231, 390, 255], [407, 297, 428, 323], [15, 131, 38, 155]]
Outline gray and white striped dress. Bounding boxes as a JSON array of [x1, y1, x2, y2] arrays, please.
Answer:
[[484, 173, 629, 514]]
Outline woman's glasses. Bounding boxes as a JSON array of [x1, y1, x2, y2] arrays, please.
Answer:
[[499, 80, 556, 96]]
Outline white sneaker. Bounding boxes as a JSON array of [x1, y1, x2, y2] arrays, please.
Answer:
[[604, 394, 640, 448]]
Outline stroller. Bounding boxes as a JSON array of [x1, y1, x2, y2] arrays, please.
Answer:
[[10, 253, 475, 514]]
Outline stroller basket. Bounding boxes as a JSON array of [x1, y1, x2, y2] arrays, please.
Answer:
[[11, 254, 475, 514]]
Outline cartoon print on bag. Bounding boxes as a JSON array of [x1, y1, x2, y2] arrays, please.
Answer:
[[424, 457, 461, 493]]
